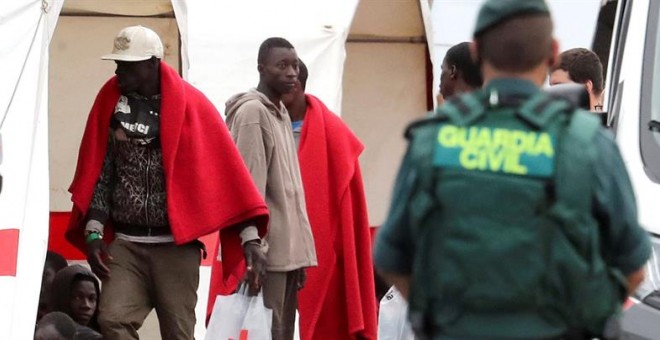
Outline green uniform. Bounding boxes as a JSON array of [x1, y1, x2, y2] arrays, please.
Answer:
[[374, 78, 651, 338]]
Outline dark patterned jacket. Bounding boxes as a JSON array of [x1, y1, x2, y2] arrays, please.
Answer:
[[87, 94, 168, 228]]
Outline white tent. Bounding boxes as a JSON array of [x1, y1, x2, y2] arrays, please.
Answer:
[[0, 1, 63, 338]]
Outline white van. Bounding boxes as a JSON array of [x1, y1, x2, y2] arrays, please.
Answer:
[[594, 0, 660, 337]]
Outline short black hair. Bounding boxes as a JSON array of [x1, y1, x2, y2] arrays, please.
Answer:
[[37, 312, 77, 339], [298, 59, 309, 90], [45, 251, 68, 273], [444, 42, 483, 88], [553, 48, 604, 95], [257, 37, 295, 64], [477, 14, 554, 73]]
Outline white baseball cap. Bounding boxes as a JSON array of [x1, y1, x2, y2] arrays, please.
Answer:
[[101, 25, 164, 62]]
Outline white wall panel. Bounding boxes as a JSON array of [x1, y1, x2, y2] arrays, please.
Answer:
[[342, 42, 428, 226]]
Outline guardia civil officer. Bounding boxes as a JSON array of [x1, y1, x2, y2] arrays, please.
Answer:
[[374, 0, 651, 339]]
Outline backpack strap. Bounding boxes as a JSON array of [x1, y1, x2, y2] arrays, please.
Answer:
[[530, 109, 601, 324], [553, 110, 600, 216], [516, 92, 571, 129], [545, 109, 601, 275], [441, 92, 487, 126], [404, 114, 449, 140], [442, 91, 570, 129]]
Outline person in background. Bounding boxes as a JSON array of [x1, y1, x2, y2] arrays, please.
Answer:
[[38, 251, 68, 321], [34, 312, 77, 340], [50, 265, 102, 338], [282, 59, 378, 340], [437, 41, 483, 105], [221, 37, 318, 340], [550, 47, 605, 111], [66, 25, 268, 340]]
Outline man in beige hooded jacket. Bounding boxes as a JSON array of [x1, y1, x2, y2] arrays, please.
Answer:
[[224, 37, 317, 340]]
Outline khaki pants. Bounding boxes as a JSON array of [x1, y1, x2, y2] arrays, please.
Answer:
[[263, 270, 301, 340], [97, 239, 201, 340]]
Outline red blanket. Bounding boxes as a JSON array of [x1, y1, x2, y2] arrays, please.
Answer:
[[67, 62, 268, 285], [298, 95, 378, 340]]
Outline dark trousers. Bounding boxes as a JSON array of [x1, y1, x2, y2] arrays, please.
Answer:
[[262, 270, 301, 340], [97, 239, 201, 340]]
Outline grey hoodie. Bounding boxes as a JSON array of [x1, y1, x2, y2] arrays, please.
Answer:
[[226, 89, 317, 271]]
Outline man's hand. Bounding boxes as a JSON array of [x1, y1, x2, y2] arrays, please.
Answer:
[[86, 239, 112, 279], [626, 267, 646, 295], [243, 240, 267, 296], [296, 268, 307, 290], [378, 270, 411, 300]]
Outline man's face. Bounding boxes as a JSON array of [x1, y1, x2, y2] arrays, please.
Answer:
[[439, 60, 455, 99], [34, 325, 67, 340], [260, 48, 299, 96], [550, 68, 602, 111], [68, 280, 97, 326], [549, 69, 573, 87], [114, 59, 155, 95], [281, 79, 303, 108]]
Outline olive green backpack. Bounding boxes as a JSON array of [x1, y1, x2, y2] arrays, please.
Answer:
[[406, 92, 626, 338]]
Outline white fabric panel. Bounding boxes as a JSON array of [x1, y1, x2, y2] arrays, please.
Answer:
[[171, 0, 189, 79], [47, 0, 64, 40], [431, 0, 601, 102], [62, 0, 173, 16], [350, 0, 424, 37], [420, 0, 436, 107], [0, 0, 56, 338], [183, 0, 358, 116]]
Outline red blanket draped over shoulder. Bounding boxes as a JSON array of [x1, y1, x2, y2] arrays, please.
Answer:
[[66, 62, 268, 287], [297, 95, 378, 340]]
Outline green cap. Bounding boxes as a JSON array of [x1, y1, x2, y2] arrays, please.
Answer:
[[473, 0, 550, 37]]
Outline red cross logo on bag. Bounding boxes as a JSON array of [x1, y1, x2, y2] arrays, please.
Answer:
[[228, 330, 248, 340]]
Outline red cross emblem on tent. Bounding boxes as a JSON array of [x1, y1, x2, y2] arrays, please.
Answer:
[[0, 229, 19, 276]]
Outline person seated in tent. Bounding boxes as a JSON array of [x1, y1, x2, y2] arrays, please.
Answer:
[[66, 25, 267, 340], [281, 59, 378, 340], [437, 42, 483, 105], [50, 265, 103, 339], [38, 251, 69, 322], [35, 312, 77, 340]]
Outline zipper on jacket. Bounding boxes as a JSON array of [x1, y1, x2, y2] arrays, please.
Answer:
[[145, 148, 150, 228]]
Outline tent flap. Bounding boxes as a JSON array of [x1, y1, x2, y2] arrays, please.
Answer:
[[0, 0, 59, 338]]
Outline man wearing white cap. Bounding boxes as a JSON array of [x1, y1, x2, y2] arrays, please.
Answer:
[[65, 26, 269, 340]]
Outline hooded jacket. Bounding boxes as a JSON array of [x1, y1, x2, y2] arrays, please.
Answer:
[[224, 89, 317, 271], [50, 265, 101, 332]]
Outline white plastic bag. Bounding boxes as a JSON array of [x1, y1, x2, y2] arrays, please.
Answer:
[[205, 287, 273, 340], [294, 310, 300, 340], [378, 286, 416, 340]]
